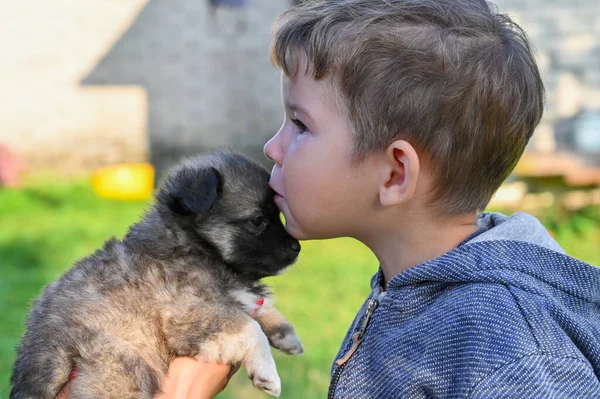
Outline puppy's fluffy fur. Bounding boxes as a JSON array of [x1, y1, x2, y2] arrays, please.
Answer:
[[10, 151, 303, 399]]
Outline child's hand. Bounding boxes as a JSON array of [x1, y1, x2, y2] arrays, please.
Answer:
[[56, 357, 238, 399], [156, 357, 239, 399]]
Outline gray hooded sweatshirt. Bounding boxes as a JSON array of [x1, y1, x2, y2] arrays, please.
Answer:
[[329, 212, 600, 398]]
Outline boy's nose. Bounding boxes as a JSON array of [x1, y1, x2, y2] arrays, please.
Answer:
[[263, 132, 283, 165]]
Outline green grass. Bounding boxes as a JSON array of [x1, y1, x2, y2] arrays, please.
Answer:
[[0, 180, 598, 398]]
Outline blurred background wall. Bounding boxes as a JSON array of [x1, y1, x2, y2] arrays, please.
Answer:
[[495, 0, 600, 157], [1, 0, 290, 179], [489, 0, 600, 210], [1, 0, 600, 173], [1, 0, 599, 193]]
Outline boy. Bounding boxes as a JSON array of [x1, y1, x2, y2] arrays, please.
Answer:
[[160, 0, 600, 397]]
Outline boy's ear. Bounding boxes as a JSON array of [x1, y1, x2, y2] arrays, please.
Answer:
[[164, 167, 222, 216], [379, 140, 420, 207]]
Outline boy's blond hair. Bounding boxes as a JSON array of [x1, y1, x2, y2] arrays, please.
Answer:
[[271, 0, 545, 215]]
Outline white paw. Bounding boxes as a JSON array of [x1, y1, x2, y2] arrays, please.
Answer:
[[252, 373, 281, 397], [246, 358, 281, 397]]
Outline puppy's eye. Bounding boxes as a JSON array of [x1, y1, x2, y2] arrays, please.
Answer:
[[250, 217, 265, 227], [246, 216, 267, 234]]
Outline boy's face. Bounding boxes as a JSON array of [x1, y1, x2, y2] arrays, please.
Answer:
[[264, 65, 380, 240]]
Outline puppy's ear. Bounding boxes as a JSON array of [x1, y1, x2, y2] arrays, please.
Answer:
[[164, 167, 222, 216]]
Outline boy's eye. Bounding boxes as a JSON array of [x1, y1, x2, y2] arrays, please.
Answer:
[[290, 118, 308, 134]]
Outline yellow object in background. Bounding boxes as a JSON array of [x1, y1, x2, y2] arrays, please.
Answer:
[[92, 163, 155, 200]]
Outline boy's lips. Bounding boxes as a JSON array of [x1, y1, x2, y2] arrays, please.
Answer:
[[274, 194, 284, 206], [269, 184, 285, 207], [269, 183, 283, 198], [273, 191, 284, 202]]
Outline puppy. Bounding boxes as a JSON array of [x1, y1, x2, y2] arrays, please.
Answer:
[[10, 151, 303, 399]]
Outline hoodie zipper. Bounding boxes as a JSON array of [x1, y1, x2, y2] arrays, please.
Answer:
[[328, 293, 382, 399]]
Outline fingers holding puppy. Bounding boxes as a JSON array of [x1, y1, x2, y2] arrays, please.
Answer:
[[155, 358, 237, 399]]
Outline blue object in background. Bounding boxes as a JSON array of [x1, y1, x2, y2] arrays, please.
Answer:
[[574, 109, 600, 154], [209, 0, 249, 7]]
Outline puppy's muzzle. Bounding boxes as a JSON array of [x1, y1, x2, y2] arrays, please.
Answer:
[[290, 241, 301, 254], [284, 239, 301, 264]]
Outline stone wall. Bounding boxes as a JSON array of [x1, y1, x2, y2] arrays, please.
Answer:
[[83, 0, 292, 176], [494, 0, 600, 159], [0, 0, 291, 176]]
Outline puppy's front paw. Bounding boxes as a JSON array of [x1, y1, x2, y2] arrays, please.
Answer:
[[247, 360, 281, 397], [272, 331, 304, 355], [251, 373, 281, 397]]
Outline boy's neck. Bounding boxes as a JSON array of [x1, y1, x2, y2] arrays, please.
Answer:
[[364, 212, 479, 288]]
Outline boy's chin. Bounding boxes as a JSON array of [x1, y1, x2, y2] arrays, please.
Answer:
[[281, 214, 312, 241], [283, 219, 341, 241], [278, 202, 334, 241], [282, 219, 306, 241]]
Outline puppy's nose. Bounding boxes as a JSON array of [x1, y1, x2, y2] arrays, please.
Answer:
[[291, 241, 301, 253]]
